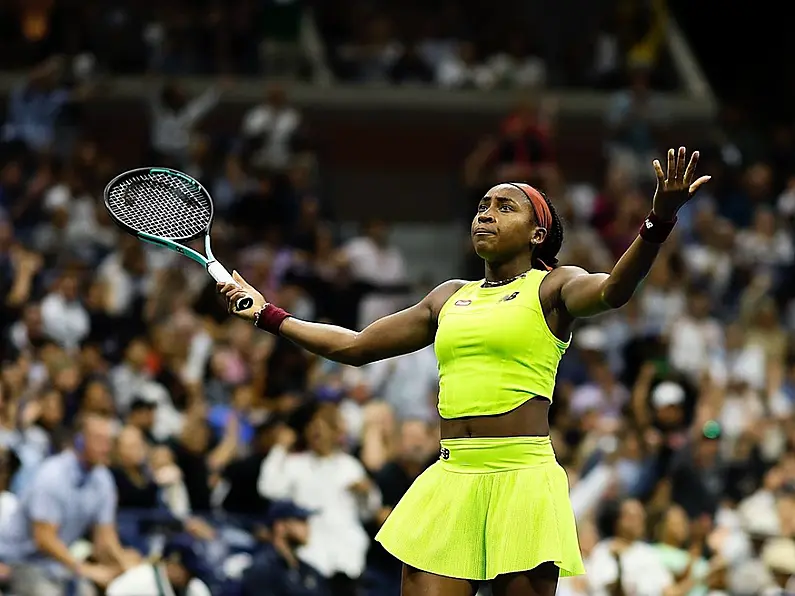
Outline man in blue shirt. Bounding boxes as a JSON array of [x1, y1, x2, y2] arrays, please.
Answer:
[[241, 501, 329, 596], [0, 414, 137, 595]]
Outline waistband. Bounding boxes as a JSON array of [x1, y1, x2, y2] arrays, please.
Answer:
[[438, 436, 556, 473]]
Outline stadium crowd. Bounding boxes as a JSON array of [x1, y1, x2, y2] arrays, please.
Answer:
[[0, 0, 674, 90], [0, 5, 795, 596]]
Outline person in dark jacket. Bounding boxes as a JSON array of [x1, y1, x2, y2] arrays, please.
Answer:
[[241, 501, 329, 596]]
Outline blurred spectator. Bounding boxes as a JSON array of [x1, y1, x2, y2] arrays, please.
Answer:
[[0, 414, 137, 595], [40, 268, 90, 350], [342, 220, 409, 329], [240, 85, 306, 172], [605, 64, 667, 183], [464, 100, 557, 194], [588, 498, 674, 594], [363, 345, 439, 423], [363, 419, 437, 596], [2, 57, 88, 154], [149, 80, 222, 169], [240, 501, 329, 596], [258, 402, 381, 595], [389, 41, 434, 85], [107, 533, 212, 596]]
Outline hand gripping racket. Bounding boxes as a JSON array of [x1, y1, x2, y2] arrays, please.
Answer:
[[103, 167, 253, 312]]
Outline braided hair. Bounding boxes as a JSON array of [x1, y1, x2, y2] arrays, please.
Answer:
[[531, 192, 564, 271]]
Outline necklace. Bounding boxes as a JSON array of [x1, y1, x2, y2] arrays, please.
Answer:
[[481, 271, 529, 288]]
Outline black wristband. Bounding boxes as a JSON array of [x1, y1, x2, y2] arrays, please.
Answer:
[[639, 211, 677, 243]]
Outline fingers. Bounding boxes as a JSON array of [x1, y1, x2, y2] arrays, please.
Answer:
[[683, 150, 700, 184], [652, 159, 665, 185], [216, 282, 238, 296], [675, 146, 686, 183], [688, 175, 712, 196], [666, 148, 675, 181]]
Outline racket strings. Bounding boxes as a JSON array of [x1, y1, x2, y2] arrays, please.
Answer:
[[106, 171, 212, 240]]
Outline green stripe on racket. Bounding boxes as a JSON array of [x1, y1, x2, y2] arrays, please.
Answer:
[[103, 167, 253, 312]]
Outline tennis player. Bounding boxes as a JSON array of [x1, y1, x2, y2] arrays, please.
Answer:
[[219, 147, 710, 596]]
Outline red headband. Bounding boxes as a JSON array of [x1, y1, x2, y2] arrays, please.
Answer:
[[509, 183, 552, 230]]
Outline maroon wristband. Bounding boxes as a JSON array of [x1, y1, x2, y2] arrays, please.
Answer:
[[639, 211, 677, 243], [253, 303, 292, 335]]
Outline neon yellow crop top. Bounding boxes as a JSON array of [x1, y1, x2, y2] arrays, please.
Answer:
[[434, 269, 569, 419]]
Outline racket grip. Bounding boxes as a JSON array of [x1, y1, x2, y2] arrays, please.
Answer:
[[207, 262, 254, 312]]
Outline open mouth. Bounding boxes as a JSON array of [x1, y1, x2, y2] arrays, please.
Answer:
[[474, 229, 495, 236]]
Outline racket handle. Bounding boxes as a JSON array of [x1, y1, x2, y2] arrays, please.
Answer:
[[207, 262, 254, 312]]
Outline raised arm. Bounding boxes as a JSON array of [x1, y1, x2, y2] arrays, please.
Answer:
[[219, 273, 463, 367], [552, 147, 710, 319]]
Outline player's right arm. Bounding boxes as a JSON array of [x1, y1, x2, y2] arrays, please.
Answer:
[[219, 273, 463, 366]]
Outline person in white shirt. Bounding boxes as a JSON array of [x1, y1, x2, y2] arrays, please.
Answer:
[[587, 498, 674, 596], [149, 82, 221, 169], [106, 533, 211, 596], [342, 220, 409, 329], [666, 287, 724, 384], [240, 85, 302, 171], [40, 270, 90, 351], [258, 402, 381, 587]]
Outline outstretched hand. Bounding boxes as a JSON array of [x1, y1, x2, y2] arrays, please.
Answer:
[[652, 147, 711, 220]]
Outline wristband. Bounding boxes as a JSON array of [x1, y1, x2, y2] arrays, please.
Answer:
[[639, 211, 677, 243], [253, 303, 292, 335]]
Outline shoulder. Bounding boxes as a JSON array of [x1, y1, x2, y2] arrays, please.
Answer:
[[540, 265, 589, 295], [35, 452, 71, 482], [547, 265, 589, 282], [427, 279, 469, 301], [92, 466, 116, 490], [424, 279, 470, 317]]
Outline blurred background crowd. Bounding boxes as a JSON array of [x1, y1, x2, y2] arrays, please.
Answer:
[[0, 0, 793, 595]]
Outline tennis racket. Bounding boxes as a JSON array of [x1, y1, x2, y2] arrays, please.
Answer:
[[103, 167, 253, 312]]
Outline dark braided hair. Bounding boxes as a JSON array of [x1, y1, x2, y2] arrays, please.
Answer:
[[531, 191, 564, 271]]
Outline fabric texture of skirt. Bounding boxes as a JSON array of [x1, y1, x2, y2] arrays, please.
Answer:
[[375, 436, 585, 581]]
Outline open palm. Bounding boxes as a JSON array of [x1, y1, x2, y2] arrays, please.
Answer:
[[652, 146, 711, 220]]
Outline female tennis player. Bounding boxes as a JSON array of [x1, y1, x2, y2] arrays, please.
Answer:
[[219, 147, 709, 596]]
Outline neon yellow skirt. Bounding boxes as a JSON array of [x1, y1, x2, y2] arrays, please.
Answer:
[[375, 436, 585, 581]]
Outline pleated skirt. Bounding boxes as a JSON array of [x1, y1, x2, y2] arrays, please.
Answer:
[[375, 436, 585, 581]]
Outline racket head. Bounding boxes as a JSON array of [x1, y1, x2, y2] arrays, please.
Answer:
[[103, 167, 214, 243]]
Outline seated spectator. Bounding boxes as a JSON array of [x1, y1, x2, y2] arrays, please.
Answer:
[[0, 414, 137, 595], [111, 425, 159, 510], [241, 501, 329, 596], [107, 533, 212, 596]]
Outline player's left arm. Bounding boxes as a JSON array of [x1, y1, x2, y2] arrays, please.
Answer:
[[556, 147, 710, 319]]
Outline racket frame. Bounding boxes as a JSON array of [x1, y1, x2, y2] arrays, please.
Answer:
[[104, 167, 245, 297]]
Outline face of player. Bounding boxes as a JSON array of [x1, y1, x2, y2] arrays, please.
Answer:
[[471, 184, 546, 264]]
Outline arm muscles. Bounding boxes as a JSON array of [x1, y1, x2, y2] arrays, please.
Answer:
[[279, 280, 463, 366], [559, 237, 663, 318]]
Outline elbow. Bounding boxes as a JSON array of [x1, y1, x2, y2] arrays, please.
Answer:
[[32, 526, 52, 553], [327, 334, 372, 367]]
